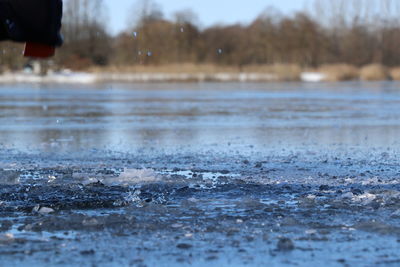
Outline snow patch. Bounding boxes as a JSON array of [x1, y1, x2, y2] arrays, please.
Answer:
[[300, 72, 327, 82], [0, 71, 96, 84]]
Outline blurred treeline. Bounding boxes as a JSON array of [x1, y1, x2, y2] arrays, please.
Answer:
[[2, 0, 400, 71]]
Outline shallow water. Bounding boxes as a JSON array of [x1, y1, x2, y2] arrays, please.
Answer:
[[1, 81, 400, 266]]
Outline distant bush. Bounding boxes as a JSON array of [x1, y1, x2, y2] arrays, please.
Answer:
[[390, 67, 400, 80], [360, 64, 390, 81], [318, 64, 359, 81], [90, 63, 238, 74], [242, 64, 301, 81]]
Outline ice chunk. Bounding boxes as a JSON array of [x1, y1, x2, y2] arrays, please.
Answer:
[[353, 193, 376, 205], [305, 229, 317, 235], [33, 205, 55, 214], [391, 210, 400, 218], [361, 177, 380, 186], [0, 170, 20, 184], [0, 233, 14, 244], [38, 207, 55, 214], [340, 192, 354, 199], [113, 168, 159, 185]]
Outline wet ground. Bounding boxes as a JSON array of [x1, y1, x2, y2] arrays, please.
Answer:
[[1, 81, 400, 266]]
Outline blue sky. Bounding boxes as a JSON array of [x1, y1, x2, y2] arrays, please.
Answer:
[[104, 0, 308, 34]]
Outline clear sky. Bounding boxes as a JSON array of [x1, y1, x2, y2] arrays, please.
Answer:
[[104, 0, 308, 34]]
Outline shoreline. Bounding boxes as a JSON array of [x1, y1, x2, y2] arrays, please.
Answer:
[[1, 63, 398, 84], [0, 71, 343, 84], [0, 69, 398, 84]]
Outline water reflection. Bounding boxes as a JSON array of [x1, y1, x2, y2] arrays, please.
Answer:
[[0, 82, 399, 153]]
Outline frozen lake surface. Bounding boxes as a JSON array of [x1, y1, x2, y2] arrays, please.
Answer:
[[1, 82, 400, 266]]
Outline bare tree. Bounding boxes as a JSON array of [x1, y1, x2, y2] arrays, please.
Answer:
[[129, 0, 164, 28], [58, 0, 111, 69]]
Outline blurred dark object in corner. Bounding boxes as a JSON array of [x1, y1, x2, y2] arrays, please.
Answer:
[[0, 0, 63, 58]]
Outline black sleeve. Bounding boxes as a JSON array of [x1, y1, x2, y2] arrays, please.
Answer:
[[0, 0, 63, 46], [0, 1, 14, 41]]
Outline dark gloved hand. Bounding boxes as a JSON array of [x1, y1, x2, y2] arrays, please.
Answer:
[[0, 0, 63, 47]]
